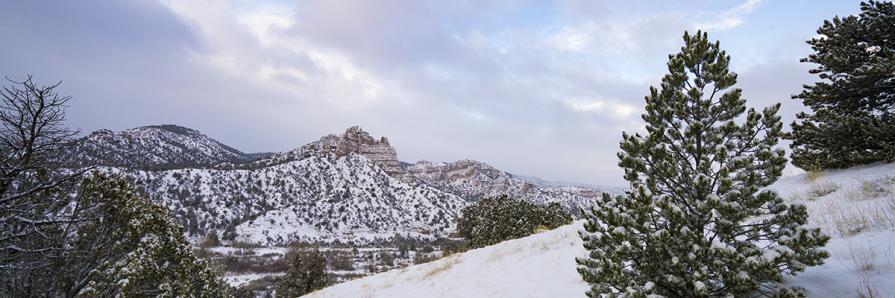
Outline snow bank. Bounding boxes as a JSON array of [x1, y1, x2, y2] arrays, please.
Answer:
[[307, 222, 590, 297]]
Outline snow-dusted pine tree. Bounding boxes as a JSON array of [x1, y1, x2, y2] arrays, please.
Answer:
[[74, 174, 232, 297], [576, 31, 830, 297], [790, 0, 895, 170]]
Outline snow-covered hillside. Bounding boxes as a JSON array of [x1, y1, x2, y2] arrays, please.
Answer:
[[107, 153, 466, 245], [64, 125, 617, 247], [309, 163, 895, 297], [308, 222, 591, 298], [406, 159, 622, 214], [61, 124, 253, 169]]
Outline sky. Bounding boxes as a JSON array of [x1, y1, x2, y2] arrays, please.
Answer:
[[0, 0, 864, 186]]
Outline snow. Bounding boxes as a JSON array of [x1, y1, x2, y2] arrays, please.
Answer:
[[309, 162, 895, 297], [207, 246, 288, 257], [770, 162, 895, 297], [307, 223, 590, 298], [224, 272, 284, 287], [789, 230, 894, 297], [109, 153, 467, 246]]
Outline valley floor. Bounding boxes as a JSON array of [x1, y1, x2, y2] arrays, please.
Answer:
[[308, 163, 895, 297]]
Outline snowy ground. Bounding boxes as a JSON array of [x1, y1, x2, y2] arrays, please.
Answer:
[[773, 162, 895, 297], [225, 272, 284, 287], [208, 246, 289, 257], [308, 163, 895, 297], [307, 222, 590, 298]]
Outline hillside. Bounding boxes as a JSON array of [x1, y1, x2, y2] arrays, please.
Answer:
[[61, 125, 616, 247], [60, 124, 254, 169], [406, 159, 620, 215], [107, 154, 466, 245], [309, 162, 895, 297], [308, 222, 590, 298]]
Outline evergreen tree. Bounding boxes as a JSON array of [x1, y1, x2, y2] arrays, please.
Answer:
[[277, 246, 329, 297], [790, 1, 895, 169], [577, 31, 830, 297], [457, 195, 572, 249], [70, 174, 233, 297]]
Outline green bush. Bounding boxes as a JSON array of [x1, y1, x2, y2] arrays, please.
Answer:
[[456, 195, 572, 249], [276, 246, 329, 297]]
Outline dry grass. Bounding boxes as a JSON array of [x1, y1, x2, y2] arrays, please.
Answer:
[[838, 222, 893, 298], [844, 238, 878, 272], [808, 175, 895, 237], [810, 176, 893, 298], [803, 174, 895, 297], [422, 256, 459, 280], [857, 280, 881, 298], [533, 225, 552, 234], [787, 179, 839, 202], [806, 168, 825, 182], [808, 179, 839, 198], [816, 197, 895, 237]]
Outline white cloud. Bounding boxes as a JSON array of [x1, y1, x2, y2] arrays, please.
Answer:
[[565, 98, 638, 121], [695, 0, 765, 31], [547, 26, 591, 51], [1, 0, 829, 185]]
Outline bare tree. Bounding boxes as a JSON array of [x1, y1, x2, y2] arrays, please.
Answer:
[[0, 75, 87, 291]]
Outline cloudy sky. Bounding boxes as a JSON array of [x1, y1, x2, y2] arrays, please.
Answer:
[[1, 0, 862, 186]]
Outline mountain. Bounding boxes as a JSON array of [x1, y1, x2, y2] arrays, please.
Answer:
[[107, 154, 464, 245], [309, 162, 895, 297], [63, 125, 617, 245], [61, 124, 254, 169], [232, 126, 402, 175], [405, 159, 619, 214]]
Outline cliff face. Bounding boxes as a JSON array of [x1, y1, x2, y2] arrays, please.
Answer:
[[306, 126, 404, 175]]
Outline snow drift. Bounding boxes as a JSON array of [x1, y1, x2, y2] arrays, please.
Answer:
[[308, 162, 895, 297]]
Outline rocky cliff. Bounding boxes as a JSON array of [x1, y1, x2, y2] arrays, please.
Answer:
[[313, 126, 404, 175]]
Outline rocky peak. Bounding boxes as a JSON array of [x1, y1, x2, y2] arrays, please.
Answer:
[[306, 126, 403, 175]]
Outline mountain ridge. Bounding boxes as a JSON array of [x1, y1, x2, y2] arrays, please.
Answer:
[[62, 124, 619, 245]]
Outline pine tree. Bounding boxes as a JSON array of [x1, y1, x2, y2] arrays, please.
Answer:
[[576, 31, 830, 297], [71, 174, 233, 297], [277, 245, 330, 297], [790, 1, 895, 170]]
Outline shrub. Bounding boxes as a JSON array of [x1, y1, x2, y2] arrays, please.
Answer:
[[276, 246, 329, 297], [200, 232, 222, 248], [456, 195, 572, 249]]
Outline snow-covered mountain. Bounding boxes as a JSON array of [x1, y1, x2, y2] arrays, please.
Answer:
[[107, 154, 465, 245], [231, 126, 402, 175], [310, 162, 895, 297], [62, 125, 617, 245], [61, 124, 254, 169], [406, 159, 620, 214]]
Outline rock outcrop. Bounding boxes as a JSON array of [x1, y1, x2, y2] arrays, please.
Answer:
[[305, 126, 404, 175]]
